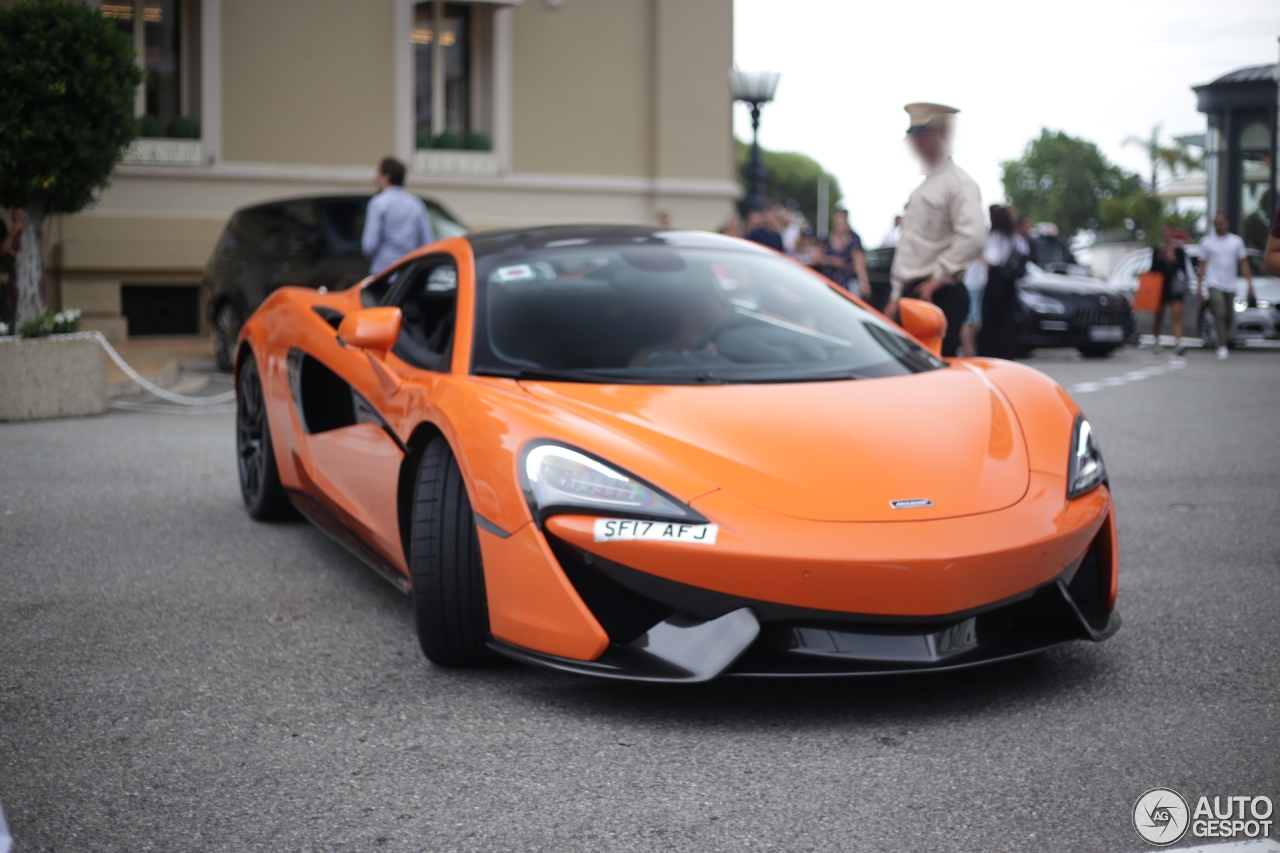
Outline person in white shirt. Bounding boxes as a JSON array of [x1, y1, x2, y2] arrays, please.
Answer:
[[361, 157, 436, 276], [888, 103, 986, 356], [1197, 212, 1254, 360], [880, 214, 903, 248]]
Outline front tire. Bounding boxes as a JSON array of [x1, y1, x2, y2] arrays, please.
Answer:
[[1077, 344, 1118, 358], [236, 352, 294, 520], [408, 437, 496, 667]]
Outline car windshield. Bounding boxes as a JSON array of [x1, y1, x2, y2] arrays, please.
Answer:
[[470, 239, 944, 384]]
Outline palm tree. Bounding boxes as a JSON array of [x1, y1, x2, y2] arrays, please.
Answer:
[[1124, 124, 1203, 192], [1124, 124, 1163, 192]]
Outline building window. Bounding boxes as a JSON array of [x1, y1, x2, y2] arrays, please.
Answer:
[[414, 2, 491, 151], [1237, 116, 1273, 249], [102, 0, 201, 139]]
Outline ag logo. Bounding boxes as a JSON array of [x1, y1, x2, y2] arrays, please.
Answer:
[[1134, 788, 1190, 846]]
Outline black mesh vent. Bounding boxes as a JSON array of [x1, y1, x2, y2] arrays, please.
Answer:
[[547, 535, 673, 645]]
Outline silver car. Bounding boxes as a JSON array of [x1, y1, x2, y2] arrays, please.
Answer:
[[1108, 246, 1279, 348]]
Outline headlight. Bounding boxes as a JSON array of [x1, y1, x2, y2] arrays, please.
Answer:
[[521, 442, 693, 522], [1019, 289, 1066, 315], [1067, 416, 1106, 499], [1233, 296, 1248, 312]]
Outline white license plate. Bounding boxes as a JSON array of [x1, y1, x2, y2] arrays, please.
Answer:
[[593, 518, 719, 545], [1089, 325, 1124, 342]]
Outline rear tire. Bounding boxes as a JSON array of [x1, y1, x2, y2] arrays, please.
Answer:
[[236, 352, 295, 520], [215, 302, 243, 372], [409, 437, 496, 667]]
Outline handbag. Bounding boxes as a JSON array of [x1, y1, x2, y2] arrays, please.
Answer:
[[999, 246, 1028, 280]]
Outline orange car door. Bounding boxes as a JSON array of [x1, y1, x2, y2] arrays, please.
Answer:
[[288, 257, 460, 573]]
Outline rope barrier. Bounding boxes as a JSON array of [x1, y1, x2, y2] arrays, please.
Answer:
[[52, 331, 236, 406]]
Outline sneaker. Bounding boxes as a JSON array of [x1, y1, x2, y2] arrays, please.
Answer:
[[1173, 343, 1187, 357], [1153, 344, 1163, 355], [1217, 346, 1229, 360]]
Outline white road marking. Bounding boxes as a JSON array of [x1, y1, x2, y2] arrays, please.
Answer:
[[1069, 357, 1186, 395], [1127, 839, 1280, 853]]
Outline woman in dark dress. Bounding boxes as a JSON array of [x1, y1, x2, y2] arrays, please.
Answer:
[[977, 206, 1022, 359], [1148, 224, 1188, 356], [817, 208, 870, 299]]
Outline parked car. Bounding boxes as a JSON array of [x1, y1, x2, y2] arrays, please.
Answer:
[[865, 249, 1134, 358], [206, 194, 467, 369], [1024, 222, 1091, 277], [1108, 245, 1279, 349]]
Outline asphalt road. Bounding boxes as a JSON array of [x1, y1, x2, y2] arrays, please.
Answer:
[[1, 345, 1277, 853]]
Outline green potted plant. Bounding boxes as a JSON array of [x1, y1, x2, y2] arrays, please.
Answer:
[[0, 0, 141, 421]]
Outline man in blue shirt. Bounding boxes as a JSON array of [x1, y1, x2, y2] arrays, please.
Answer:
[[362, 157, 435, 275]]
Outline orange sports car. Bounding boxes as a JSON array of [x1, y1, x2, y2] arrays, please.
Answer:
[[235, 226, 1119, 682]]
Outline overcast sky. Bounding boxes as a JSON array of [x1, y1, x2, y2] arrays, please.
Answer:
[[733, 0, 1280, 243]]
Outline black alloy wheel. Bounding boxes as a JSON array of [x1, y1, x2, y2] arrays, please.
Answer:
[[215, 302, 243, 371], [236, 352, 294, 520]]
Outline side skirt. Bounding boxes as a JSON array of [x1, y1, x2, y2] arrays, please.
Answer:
[[286, 488, 411, 594]]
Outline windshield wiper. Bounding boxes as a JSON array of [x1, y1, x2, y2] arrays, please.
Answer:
[[716, 371, 868, 384]]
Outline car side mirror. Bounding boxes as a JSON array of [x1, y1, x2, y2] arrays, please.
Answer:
[[897, 298, 946, 356], [338, 307, 401, 356]]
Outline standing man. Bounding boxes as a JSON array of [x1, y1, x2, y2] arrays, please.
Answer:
[[889, 103, 986, 357], [1197, 212, 1254, 360], [744, 204, 785, 252], [362, 157, 435, 276]]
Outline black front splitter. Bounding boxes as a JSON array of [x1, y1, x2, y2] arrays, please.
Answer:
[[489, 580, 1120, 684]]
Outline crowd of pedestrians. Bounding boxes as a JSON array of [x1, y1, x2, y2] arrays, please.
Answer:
[[722, 202, 872, 300], [717, 100, 1279, 365]]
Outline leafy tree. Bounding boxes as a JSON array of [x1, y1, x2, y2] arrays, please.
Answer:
[[1001, 129, 1143, 237], [735, 139, 842, 226], [0, 0, 142, 324], [1098, 188, 1164, 237]]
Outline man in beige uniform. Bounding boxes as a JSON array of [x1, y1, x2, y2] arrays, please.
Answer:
[[889, 103, 986, 357]]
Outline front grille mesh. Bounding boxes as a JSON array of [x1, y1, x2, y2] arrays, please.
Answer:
[[1073, 307, 1129, 328]]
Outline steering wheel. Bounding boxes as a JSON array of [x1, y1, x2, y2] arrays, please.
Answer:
[[693, 313, 757, 351]]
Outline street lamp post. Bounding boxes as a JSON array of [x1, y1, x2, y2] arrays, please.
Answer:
[[729, 69, 781, 214]]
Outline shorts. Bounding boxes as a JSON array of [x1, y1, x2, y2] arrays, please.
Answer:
[[965, 284, 984, 326]]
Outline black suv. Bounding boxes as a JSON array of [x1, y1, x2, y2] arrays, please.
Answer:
[[205, 194, 466, 369], [865, 239, 1133, 358]]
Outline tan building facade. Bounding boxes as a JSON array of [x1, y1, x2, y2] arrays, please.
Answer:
[[45, 0, 736, 338]]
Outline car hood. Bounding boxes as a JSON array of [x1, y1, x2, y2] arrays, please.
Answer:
[[1022, 270, 1123, 297], [520, 366, 1030, 523]]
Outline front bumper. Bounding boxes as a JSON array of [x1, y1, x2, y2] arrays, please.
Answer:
[[1231, 305, 1279, 341], [1019, 305, 1133, 349], [488, 531, 1119, 682]]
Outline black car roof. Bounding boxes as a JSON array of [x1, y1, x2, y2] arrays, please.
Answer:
[[233, 194, 455, 214], [465, 225, 774, 259]]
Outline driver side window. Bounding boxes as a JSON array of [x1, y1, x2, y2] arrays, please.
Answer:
[[386, 257, 458, 371]]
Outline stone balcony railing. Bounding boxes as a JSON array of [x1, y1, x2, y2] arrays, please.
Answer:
[[412, 149, 498, 178], [121, 138, 204, 167]]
